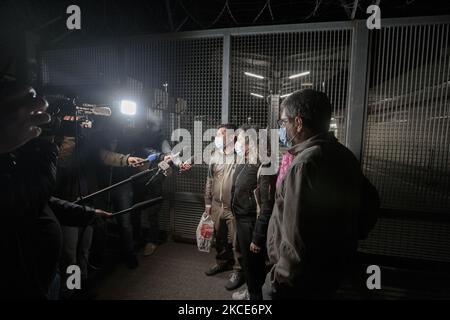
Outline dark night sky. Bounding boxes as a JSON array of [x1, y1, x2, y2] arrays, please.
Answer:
[[1, 0, 450, 40], [1, 0, 449, 79]]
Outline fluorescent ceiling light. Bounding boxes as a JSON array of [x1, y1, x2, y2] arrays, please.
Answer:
[[289, 71, 310, 79], [302, 83, 313, 86], [428, 116, 449, 120], [250, 93, 264, 98], [280, 93, 292, 98], [244, 72, 265, 79]]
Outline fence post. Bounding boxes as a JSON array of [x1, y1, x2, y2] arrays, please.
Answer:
[[222, 32, 231, 124], [346, 20, 370, 161]]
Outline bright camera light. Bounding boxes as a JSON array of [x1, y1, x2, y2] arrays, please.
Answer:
[[120, 100, 137, 116]]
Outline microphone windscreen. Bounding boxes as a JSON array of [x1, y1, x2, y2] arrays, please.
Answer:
[[147, 153, 160, 162], [92, 106, 112, 116]]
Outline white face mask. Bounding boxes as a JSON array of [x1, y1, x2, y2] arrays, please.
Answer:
[[235, 141, 245, 157], [214, 136, 224, 150]]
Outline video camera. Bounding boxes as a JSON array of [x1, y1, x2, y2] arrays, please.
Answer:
[[42, 94, 112, 137], [0, 74, 113, 137]]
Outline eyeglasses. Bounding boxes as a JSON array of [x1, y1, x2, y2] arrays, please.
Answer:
[[277, 118, 289, 127]]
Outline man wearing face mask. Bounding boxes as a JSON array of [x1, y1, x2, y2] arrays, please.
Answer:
[[204, 123, 245, 291], [264, 89, 374, 299]]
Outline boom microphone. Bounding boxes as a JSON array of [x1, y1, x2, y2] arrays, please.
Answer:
[[110, 196, 163, 217], [78, 104, 112, 116]]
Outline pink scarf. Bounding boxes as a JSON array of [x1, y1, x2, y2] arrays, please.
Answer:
[[276, 152, 295, 187]]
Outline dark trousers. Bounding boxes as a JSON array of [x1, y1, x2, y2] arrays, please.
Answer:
[[59, 225, 93, 299], [236, 217, 266, 300], [112, 184, 135, 256], [140, 203, 161, 244]]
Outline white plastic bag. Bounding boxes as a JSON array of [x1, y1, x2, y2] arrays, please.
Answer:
[[196, 212, 214, 253]]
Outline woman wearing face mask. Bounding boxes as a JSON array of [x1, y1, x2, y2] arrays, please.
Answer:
[[230, 125, 277, 300]]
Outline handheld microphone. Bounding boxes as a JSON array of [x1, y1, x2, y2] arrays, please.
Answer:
[[181, 155, 194, 165], [133, 152, 162, 166], [170, 146, 190, 166], [158, 160, 172, 176], [171, 151, 182, 166], [145, 160, 172, 186]]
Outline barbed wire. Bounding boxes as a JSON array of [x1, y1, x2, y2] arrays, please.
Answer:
[[173, 0, 424, 31], [252, 0, 274, 24]]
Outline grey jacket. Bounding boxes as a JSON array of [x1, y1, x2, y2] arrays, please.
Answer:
[[267, 132, 364, 292]]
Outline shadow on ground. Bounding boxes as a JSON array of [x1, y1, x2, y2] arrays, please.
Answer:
[[93, 241, 234, 300]]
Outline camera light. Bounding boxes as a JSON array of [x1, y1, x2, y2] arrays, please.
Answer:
[[120, 100, 137, 116]]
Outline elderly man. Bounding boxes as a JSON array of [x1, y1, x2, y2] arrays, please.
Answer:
[[264, 89, 378, 299]]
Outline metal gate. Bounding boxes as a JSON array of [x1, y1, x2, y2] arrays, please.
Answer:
[[40, 15, 450, 262], [359, 17, 450, 262]]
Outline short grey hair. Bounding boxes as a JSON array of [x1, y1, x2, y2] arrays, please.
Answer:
[[282, 89, 332, 134]]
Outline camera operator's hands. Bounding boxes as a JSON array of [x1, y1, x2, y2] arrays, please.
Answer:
[[127, 156, 146, 167], [0, 87, 51, 154], [94, 209, 112, 218]]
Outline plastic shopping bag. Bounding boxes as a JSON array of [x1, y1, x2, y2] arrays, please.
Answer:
[[196, 212, 214, 253]]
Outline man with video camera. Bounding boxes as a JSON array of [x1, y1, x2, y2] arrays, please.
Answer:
[[0, 87, 111, 299]]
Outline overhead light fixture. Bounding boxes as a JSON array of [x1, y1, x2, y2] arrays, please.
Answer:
[[244, 72, 265, 79], [250, 93, 264, 98], [428, 116, 449, 120], [302, 82, 313, 86], [280, 93, 292, 98], [120, 100, 137, 116], [289, 71, 310, 79]]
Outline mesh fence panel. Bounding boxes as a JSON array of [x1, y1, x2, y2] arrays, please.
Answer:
[[359, 22, 450, 262], [230, 30, 352, 144], [362, 23, 450, 213], [124, 37, 223, 194], [41, 46, 120, 87]]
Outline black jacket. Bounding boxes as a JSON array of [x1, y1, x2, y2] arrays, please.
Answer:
[[254, 164, 277, 247], [231, 163, 277, 247], [0, 139, 96, 299], [231, 164, 259, 219]]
